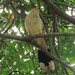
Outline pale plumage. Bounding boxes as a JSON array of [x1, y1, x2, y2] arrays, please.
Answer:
[[25, 8, 47, 49], [25, 8, 55, 73]]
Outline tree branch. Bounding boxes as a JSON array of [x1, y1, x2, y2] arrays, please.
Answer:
[[53, 1, 75, 8], [4, 17, 16, 33], [0, 0, 11, 6], [42, 0, 75, 24], [0, 17, 15, 48], [0, 33, 75, 72], [30, 0, 36, 7], [0, 33, 75, 41], [9, 1, 20, 15]]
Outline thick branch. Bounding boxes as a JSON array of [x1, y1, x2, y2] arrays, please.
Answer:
[[54, 1, 75, 8], [0, 33, 75, 41], [28, 33, 75, 39], [0, 33, 75, 72], [42, 0, 75, 24]]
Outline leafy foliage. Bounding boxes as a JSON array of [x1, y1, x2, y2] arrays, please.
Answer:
[[0, 0, 75, 75]]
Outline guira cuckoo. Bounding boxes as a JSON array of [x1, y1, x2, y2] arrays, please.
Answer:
[[25, 8, 55, 73]]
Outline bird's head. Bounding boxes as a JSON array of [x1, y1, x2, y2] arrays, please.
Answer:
[[29, 8, 39, 14]]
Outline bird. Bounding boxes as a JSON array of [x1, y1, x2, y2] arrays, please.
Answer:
[[25, 8, 47, 49], [25, 8, 55, 73]]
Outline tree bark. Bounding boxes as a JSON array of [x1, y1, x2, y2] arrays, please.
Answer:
[[42, 0, 75, 24]]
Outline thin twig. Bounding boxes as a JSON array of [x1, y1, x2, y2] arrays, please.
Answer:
[[4, 17, 15, 33], [0, 0, 11, 6], [0, 17, 15, 48], [9, 2, 20, 15], [30, 0, 36, 7]]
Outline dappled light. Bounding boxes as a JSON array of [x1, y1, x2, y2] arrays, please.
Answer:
[[0, 0, 75, 75]]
